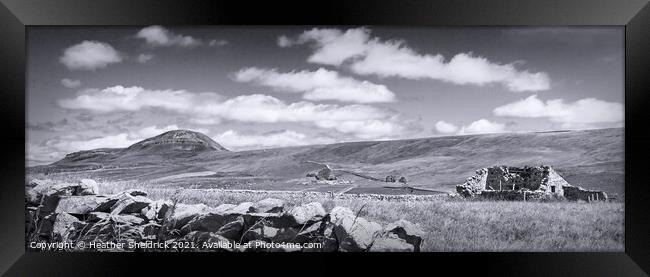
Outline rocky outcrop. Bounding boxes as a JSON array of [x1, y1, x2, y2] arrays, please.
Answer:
[[26, 179, 424, 252]]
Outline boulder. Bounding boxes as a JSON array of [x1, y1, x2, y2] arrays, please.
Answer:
[[27, 182, 79, 206], [141, 200, 172, 221], [288, 202, 326, 225], [40, 212, 80, 241], [226, 202, 255, 214], [243, 225, 298, 243], [241, 212, 301, 229], [180, 213, 232, 235], [330, 206, 382, 252], [385, 175, 397, 182], [77, 179, 99, 195], [55, 195, 113, 215], [216, 216, 245, 240], [398, 177, 408, 184], [252, 198, 285, 213], [384, 219, 424, 252], [213, 203, 237, 214], [87, 212, 145, 225], [168, 203, 214, 229], [110, 193, 152, 215], [370, 233, 413, 252]]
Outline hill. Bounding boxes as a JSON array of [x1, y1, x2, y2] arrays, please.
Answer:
[[28, 128, 624, 196]]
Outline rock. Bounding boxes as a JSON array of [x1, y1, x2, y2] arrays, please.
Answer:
[[213, 203, 237, 214], [288, 202, 326, 225], [330, 206, 382, 252], [41, 212, 80, 241], [87, 212, 145, 225], [180, 213, 231, 235], [456, 184, 480, 198], [252, 198, 285, 213], [184, 231, 233, 251], [77, 179, 99, 195], [385, 175, 397, 182], [216, 216, 244, 240], [370, 233, 413, 252], [398, 176, 408, 184], [384, 219, 424, 252], [55, 195, 113, 215], [141, 200, 172, 221], [226, 202, 255, 214], [241, 212, 300, 229], [27, 182, 79, 206], [110, 193, 152, 215], [168, 203, 214, 229]]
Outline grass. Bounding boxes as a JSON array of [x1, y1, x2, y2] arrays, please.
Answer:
[[81, 179, 624, 252]]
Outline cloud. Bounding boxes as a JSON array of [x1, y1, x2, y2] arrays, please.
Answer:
[[136, 26, 201, 47], [458, 119, 506, 135], [435, 120, 458, 134], [59, 41, 123, 70], [209, 39, 228, 47], [213, 129, 334, 150], [493, 94, 624, 128], [136, 53, 154, 63], [57, 85, 404, 139], [283, 28, 550, 92], [277, 35, 294, 48], [233, 67, 396, 103], [61, 78, 82, 88]]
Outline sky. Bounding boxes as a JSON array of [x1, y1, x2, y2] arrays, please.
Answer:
[[26, 26, 624, 165]]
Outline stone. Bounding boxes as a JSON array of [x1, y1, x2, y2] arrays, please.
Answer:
[[385, 175, 397, 182], [55, 195, 113, 215], [370, 233, 413, 252], [180, 213, 231, 235], [226, 202, 256, 214], [110, 194, 152, 215], [141, 200, 172, 221], [168, 203, 214, 229], [398, 176, 408, 184], [216, 216, 244, 240], [77, 179, 99, 195], [43, 212, 80, 241], [384, 219, 424, 252], [213, 203, 237, 214], [27, 182, 79, 206], [87, 212, 145, 225], [252, 198, 285, 213], [330, 206, 382, 252], [241, 212, 300, 229], [288, 202, 326, 225]]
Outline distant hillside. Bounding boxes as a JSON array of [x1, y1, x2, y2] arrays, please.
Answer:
[[29, 128, 624, 196]]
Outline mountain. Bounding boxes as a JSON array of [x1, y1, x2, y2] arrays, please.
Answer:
[[29, 128, 624, 196]]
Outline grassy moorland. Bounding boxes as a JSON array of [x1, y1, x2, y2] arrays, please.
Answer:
[[87, 180, 624, 252]]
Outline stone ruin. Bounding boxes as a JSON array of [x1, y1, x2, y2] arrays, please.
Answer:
[[456, 165, 608, 201], [306, 165, 336, 181], [25, 179, 424, 252]]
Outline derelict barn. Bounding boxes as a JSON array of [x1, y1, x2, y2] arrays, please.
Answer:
[[457, 165, 607, 201]]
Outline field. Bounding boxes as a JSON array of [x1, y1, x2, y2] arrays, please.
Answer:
[[77, 180, 624, 252]]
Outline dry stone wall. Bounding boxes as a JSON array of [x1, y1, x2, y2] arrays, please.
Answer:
[[26, 179, 424, 252]]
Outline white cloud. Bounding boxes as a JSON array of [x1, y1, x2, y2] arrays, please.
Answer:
[[136, 53, 154, 63], [61, 78, 82, 88], [57, 85, 402, 139], [493, 94, 624, 128], [59, 41, 123, 70], [458, 119, 506, 135], [284, 28, 550, 92], [233, 67, 396, 103], [209, 39, 228, 47], [277, 35, 294, 48], [136, 26, 201, 47], [213, 129, 334, 150], [435, 120, 458, 134]]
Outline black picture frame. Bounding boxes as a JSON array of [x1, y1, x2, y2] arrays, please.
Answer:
[[1, 0, 649, 275]]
